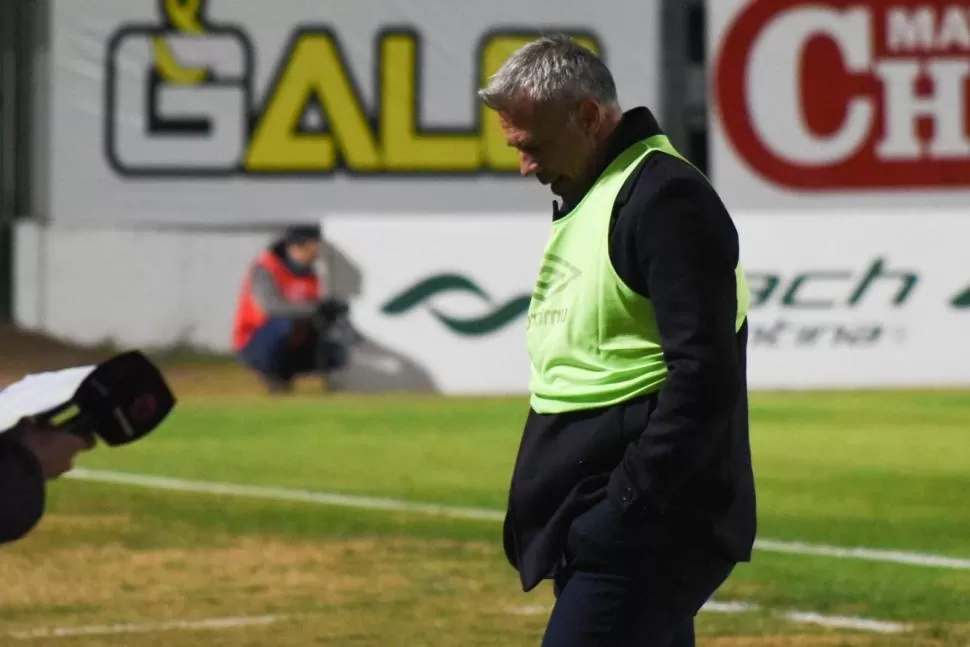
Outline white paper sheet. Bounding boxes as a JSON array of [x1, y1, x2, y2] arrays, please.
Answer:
[[0, 366, 97, 434]]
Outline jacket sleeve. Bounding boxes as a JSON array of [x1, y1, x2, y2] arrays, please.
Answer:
[[250, 266, 318, 318], [0, 432, 46, 544], [606, 175, 744, 517]]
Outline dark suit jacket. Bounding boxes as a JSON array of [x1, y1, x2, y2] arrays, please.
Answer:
[[504, 107, 756, 592]]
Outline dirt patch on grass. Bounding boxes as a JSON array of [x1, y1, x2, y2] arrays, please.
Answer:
[[2, 533, 546, 646], [0, 323, 342, 399], [5, 525, 966, 646], [709, 637, 898, 647], [34, 513, 132, 533], [2, 537, 411, 613], [0, 324, 266, 397], [0, 324, 111, 380], [707, 628, 970, 647]]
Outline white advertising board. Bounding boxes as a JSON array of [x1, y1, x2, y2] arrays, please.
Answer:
[[735, 212, 970, 388], [322, 214, 549, 394], [708, 0, 970, 210], [47, 0, 659, 226], [324, 211, 970, 394]]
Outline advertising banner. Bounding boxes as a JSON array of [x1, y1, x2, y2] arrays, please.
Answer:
[[708, 0, 970, 211], [324, 212, 970, 394], [322, 214, 548, 394], [735, 212, 970, 388], [47, 0, 659, 226]]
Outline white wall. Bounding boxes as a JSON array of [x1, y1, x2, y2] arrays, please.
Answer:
[[14, 221, 274, 352]]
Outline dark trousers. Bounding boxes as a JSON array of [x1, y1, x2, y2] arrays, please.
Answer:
[[238, 316, 346, 381], [542, 499, 735, 647]]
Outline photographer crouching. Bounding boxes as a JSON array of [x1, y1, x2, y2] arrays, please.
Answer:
[[231, 225, 357, 393], [0, 352, 175, 544]]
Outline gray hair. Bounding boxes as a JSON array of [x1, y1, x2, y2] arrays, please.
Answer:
[[477, 34, 619, 112]]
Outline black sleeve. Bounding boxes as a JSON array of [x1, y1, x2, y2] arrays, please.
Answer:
[[0, 433, 46, 544], [606, 173, 744, 517]]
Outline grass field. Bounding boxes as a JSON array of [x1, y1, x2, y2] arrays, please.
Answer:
[[3, 373, 969, 646]]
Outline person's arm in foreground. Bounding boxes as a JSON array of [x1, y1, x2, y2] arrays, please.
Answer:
[[0, 422, 93, 544]]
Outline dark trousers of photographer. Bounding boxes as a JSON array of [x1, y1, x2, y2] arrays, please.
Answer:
[[238, 316, 345, 384]]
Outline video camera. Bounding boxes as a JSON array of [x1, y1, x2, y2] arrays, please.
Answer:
[[0, 350, 176, 446]]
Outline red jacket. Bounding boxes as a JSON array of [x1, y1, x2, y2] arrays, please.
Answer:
[[232, 250, 321, 351]]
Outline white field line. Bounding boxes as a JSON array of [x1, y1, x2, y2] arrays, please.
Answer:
[[753, 538, 970, 570], [778, 611, 911, 634], [10, 607, 909, 639], [65, 468, 504, 521], [701, 601, 911, 634], [8, 615, 284, 639], [509, 600, 913, 634], [705, 601, 912, 633], [65, 468, 970, 571]]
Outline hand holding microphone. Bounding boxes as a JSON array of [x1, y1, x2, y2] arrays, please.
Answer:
[[0, 350, 177, 544], [14, 420, 95, 480]]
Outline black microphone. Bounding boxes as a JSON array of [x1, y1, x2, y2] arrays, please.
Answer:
[[32, 350, 177, 447]]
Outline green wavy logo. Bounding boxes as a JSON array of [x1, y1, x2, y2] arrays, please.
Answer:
[[533, 254, 581, 304], [952, 285, 970, 309], [381, 274, 531, 336]]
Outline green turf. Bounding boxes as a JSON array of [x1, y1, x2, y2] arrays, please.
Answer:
[[68, 391, 970, 630], [79, 395, 527, 508]]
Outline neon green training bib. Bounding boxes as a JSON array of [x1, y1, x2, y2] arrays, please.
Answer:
[[526, 135, 749, 414]]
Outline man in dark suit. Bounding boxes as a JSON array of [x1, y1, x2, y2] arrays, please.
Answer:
[[477, 35, 756, 646]]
